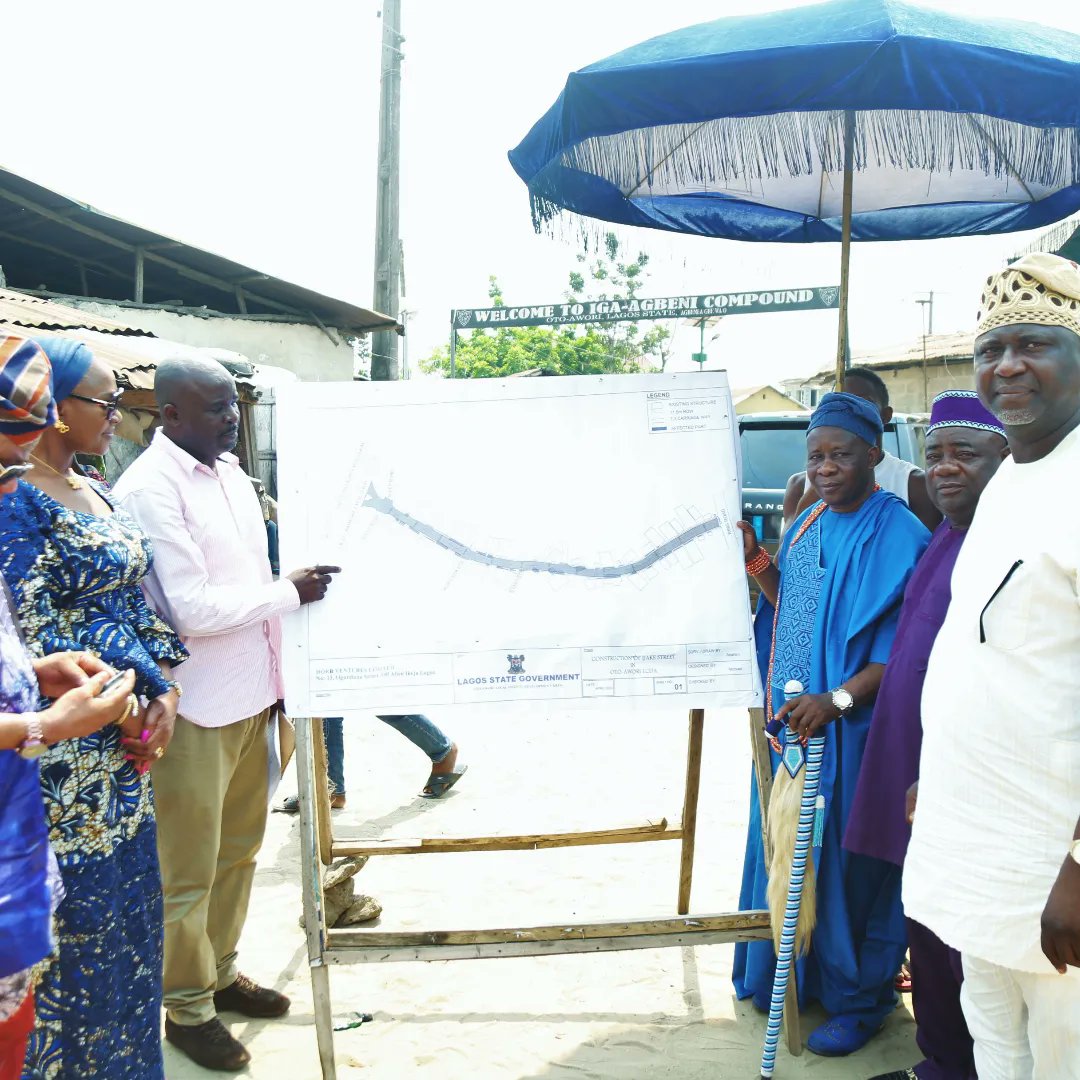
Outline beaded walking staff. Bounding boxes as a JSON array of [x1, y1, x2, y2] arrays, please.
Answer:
[[756, 487, 877, 1079], [760, 698, 826, 1079]]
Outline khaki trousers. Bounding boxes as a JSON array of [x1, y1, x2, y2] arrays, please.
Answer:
[[153, 708, 271, 1025]]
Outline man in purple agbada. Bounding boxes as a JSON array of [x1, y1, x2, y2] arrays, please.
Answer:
[[845, 390, 1009, 1080]]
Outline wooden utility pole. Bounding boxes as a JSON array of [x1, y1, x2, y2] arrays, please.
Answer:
[[371, 0, 403, 381]]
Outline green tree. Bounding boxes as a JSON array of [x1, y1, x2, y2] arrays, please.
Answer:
[[568, 233, 672, 373], [420, 234, 671, 378]]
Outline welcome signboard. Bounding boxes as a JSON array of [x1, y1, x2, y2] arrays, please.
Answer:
[[451, 285, 840, 329]]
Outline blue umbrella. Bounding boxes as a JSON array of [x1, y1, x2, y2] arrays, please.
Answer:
[[509, 0, 1080, 383]]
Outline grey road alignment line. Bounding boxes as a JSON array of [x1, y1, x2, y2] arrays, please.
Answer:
[[363, 485, 721, 579]]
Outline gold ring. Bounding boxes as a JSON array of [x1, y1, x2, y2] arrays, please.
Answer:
[[154, 747, 164, 759]]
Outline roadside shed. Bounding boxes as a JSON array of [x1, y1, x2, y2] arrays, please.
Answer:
[[0, 166, 398, 381], [786, 332, 976, 413], [0, 287, 272, 481]]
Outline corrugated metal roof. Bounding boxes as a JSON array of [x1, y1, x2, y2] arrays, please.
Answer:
[[0, 288, 264, 398], [803, 332, 975, 383], [0, 288, 152, 335], [0, 323, 257, 446], [853, 332, 975, 368], [0, 167, 399, 334], [0, 324, 257, 395]]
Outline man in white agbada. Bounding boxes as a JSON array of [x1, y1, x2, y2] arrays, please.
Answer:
[[904, 253, 1080, 1079]]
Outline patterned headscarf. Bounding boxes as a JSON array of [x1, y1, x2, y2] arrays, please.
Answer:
[[0, 334, 55, 444], [31, 336, 94, 404], [976, 253, 1080, 340]]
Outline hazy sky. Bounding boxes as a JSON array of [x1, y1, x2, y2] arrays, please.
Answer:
[[3, 0, 1078, 387]]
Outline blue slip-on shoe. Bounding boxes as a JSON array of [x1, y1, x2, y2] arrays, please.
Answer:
[[807, 1014, 884, 1057]]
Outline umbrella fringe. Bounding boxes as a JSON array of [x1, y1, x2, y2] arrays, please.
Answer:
[[557, 109, 1080, 202], [528, 195, 636, 253]]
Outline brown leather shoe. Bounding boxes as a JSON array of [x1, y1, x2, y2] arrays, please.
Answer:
[[214, 972, 291, 1018], [164, 1017, 250, 1072], [330, 792, 346, 809]]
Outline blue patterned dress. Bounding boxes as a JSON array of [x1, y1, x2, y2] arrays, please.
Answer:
[[0, 479, 187, 1080]]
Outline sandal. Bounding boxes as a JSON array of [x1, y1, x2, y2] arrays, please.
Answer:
[[421, 764, 468, 799]]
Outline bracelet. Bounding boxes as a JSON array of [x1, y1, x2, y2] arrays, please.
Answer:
[[112, 693, 139, 727], [745, 548, 772, 576], [166, 680, 182, 698]]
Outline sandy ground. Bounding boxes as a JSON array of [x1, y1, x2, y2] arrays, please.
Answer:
[[163, 706, 918, 1080]]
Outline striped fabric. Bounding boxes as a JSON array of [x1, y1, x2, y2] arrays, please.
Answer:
[[0, 335, 55, 442], [112, 430, 300, 728]]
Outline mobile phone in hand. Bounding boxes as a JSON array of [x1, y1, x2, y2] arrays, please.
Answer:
[[98, 669, 128, 696], [0, 462, 31, 486]]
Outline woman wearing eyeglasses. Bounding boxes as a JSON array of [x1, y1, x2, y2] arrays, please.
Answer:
[[0, 338, 187, 1080]]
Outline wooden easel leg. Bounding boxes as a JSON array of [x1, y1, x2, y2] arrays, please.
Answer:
[[677, 708, 705, 915], [313, 719, 334, 867], [783, 953, 802, 1054], [311, 963, 337, 1080], [748, 708, 802, 1056], [749, 708, 774, 855], [297, 718, 338, 1079]]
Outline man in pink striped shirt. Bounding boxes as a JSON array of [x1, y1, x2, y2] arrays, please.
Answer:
[[114, 357, 339, 1073]]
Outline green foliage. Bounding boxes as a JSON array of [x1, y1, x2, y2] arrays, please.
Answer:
[[420, 234, 671, 378]]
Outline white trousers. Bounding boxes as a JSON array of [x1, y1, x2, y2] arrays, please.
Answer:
[[961, 953, 1080, 1079]]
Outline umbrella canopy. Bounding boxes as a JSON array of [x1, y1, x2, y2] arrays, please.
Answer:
[[509, 0, 1080, 244]]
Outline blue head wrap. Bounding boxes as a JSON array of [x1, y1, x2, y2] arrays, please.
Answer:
[[808, 391, 883, 447], [30, 336, 94, 404]]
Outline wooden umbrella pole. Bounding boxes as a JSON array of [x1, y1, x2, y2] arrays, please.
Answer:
[[835, 110, 855, 392]]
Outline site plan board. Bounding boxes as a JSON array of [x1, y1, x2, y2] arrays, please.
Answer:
[[278, 372, 761, 715]]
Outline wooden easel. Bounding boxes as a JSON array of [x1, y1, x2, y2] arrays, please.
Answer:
[[294, 708, 798, 1079]]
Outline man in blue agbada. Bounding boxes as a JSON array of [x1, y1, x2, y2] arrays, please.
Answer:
[[734, 392, 930, 1057]]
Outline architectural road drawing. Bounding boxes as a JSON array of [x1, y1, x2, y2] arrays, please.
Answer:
[[363, 484, 722, 580], [277, 372, 761, 714]]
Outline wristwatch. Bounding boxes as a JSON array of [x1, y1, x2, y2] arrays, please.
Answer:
[[831, 687, 855, 716], [17, 717, 47, 760], [1069, 839, 1080, 867]]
